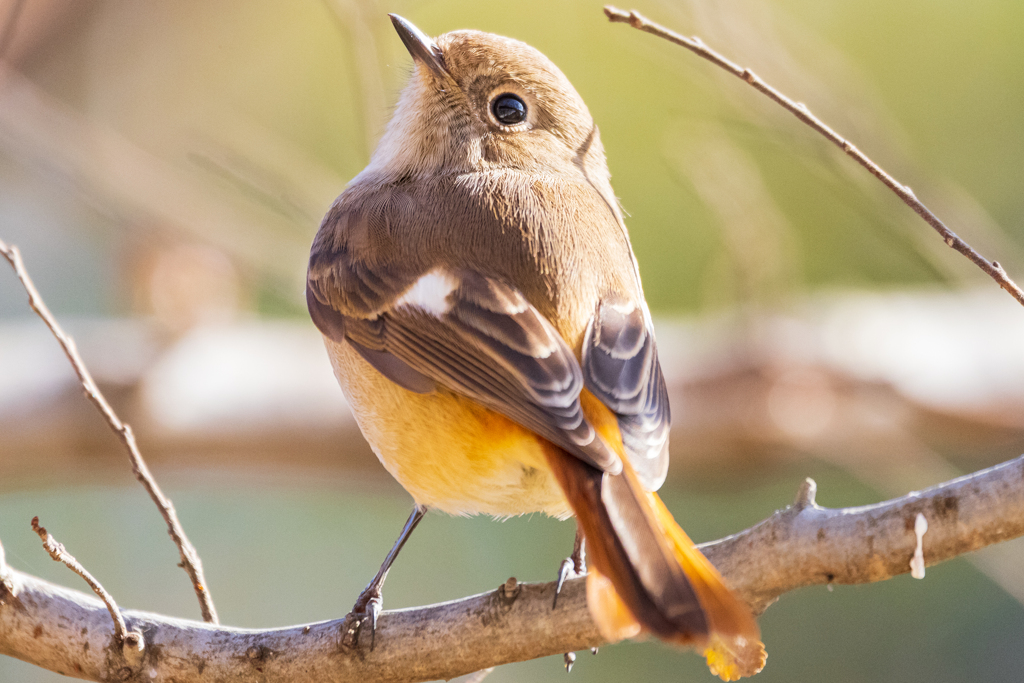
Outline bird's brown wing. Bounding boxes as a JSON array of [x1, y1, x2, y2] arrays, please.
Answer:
[[581, 295, 671, 491], [307, 267, 623, 475]]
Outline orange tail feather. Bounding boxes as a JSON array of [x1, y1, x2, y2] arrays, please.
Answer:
[[585, 565, 641, 642], [542, 395, 765, 679]]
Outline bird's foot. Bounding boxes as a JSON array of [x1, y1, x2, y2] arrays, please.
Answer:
[[553, 557, 578, 609], [553, 533, 586, 609], [341, 586, 383, 651]]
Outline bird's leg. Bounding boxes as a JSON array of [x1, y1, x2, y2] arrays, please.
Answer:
[[341, 504, 426, 650], [553, 522, 586, 609]]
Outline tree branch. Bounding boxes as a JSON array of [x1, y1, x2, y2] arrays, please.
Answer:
[[603, 6, 1024, 309], [30, 516, 129, 644], [704, 456, 1024, 613], [3, 454, 1022, 682], [27, 517, 148, 668], [0, 238, 219, 624]]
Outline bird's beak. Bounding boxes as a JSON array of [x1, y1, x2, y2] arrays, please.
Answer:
[[389, 14, 447, 79]]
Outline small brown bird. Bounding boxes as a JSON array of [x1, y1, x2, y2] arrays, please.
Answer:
[[307, 14, 764, 679]]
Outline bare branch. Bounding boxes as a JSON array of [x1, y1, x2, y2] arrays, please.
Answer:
[[603, 6, 1024, 309], [29, 517, 128, 643], [704, 454, 1024, 613], [3, 454, 1022, 682], [0, 238, 218, 624]]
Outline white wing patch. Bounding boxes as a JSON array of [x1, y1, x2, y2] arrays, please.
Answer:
[[395, 269, 459, 316]]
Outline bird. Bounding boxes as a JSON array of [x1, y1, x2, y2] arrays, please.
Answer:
[[306, 14, 764, 679]]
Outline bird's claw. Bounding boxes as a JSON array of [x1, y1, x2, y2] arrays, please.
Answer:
[[553, 530, 586, 610], [341, 588, 384, 650], [553, 557, 577, 609]]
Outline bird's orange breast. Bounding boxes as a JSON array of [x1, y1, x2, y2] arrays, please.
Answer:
[[325, 337, 573, 518]]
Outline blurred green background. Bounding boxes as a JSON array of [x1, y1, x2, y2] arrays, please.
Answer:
[[2, 1, 1024, 681]]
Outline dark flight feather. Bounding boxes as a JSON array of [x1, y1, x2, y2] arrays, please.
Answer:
[[582, 296, 671, 490]]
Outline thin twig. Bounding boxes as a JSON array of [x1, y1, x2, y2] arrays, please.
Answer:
[[29, 516, 127, 642], [0, 238, 219, 624], [604, 6, 1024, 308], [3, 453, 1023, 682]]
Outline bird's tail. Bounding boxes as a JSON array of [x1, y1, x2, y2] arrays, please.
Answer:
[[543, 407, 765, 680]]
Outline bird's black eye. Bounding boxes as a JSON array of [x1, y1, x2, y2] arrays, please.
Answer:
[[491, 94, 527, 125]]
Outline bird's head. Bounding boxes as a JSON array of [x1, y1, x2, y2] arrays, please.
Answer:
[[360, 15, 604, 181]]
